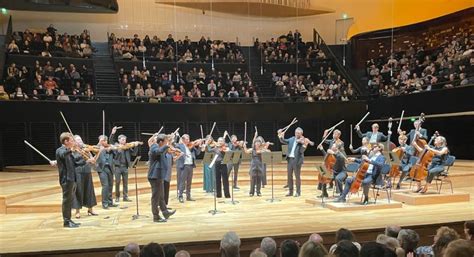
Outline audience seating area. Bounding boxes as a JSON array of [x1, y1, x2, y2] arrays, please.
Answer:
[[115, 221, 474, 257], [110, 33, 245, 63]]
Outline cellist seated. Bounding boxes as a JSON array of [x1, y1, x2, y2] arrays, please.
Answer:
[[317, 143, 347, 198], [335, 143, 386, 205], [411, 135, 449, 194]]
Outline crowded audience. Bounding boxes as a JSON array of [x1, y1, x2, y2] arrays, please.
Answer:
[[110, 33, 245, 63], [8, 25, 93, 58], [255, 30, 327, 67], [272, 68, 357, 102], [118, 65, 258, 103], [2, 60, 96, 101], [115, 220, 473, 257], [365, 24, 474, 98]]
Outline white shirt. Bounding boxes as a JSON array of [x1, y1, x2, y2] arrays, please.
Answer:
[[366, 152, 380, 175], [288, 139, 297, 158], [369, 132, 378, 144], [184, 147, 193, 165]]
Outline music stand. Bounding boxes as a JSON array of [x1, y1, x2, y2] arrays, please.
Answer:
[[131, 156, 147, 220], [385, 151, 401, 187], [318, 165, 333, 206], [206, 153, 225, 215], [281, 145, 288, 156], [224, 151, 241, 205], [263, 151, 283, 203]]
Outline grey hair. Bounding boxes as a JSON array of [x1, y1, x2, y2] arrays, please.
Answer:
[[175, 250, 190, 257], [260, 237, 277, 257], [98, 135, 108, 141], [397, 229, 420, 252], [437, 136, 447, 146], [220, 231, 241, 257], [118, 134, 127, 140], [115, 251, 131, 257], [124, 242, 140, 256], [295, 127, 303, 133]]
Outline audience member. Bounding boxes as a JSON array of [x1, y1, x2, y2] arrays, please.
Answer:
[[280, 240, 299, 257], [220, 231, 241, 257], [140, 243, 164, 257], [163, 244, 177, 257], [464, 220, 474, 241], [260, 237, 277, 257], [116, 251, 132, 257], [329, 228, 361, 254], [385, 225, 401, 238], [298, 241, 327, 257], [376, 234, 404, 257], [397, 229, 419, 255], [333, 240, 360, 257], [415, 226, 460, 257], [175, 250, 190, 257], [124, 242, 141, 257], [308, 233, 324, 244], [250, 249, 268, 257], [0, 85, 10, 100], [444, 239, 474, 257]]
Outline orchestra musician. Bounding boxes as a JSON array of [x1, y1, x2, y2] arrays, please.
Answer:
[[355, 123, 389, 144], [175, 134, 202, 203], [336, 143, 386, 204], [227, 135, 243, 190], [165, 133, 181, 205], [317, 142, 347, 198], [411, 135, 449, 194], [257, 136, 271, 188], [278, 127, 308, 197], [72, 135, 98, 219], [202, 135, 216, 193], [243, 134, 269, 196], [210, 137, 232, 198], [349, 137, 371, 156], [147, 133, 176, 222], [110, 126, 141, 203], [400, 120, 428, 144], [320, 129, 346, 192], [394, 132, 415, 189], [95, 135, 118, 209]]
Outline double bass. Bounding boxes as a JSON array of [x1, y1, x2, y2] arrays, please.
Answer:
[[409, 131, 439, 181]]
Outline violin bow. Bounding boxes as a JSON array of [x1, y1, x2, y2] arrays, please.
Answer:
[[59, 111, 73, 135], [397, 110, 405, 132], [24, 140, 52, 163], [354, 112, 370, 129]]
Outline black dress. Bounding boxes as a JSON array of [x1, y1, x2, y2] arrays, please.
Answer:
[[72, 152, 97, 209]]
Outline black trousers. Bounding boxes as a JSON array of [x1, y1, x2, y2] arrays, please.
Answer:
[[178, 165, 194, 198], [98, 167, 114, 207], [114, 166, 129, 199], [215, 163, 230, 198], [148, 178, 167, 218], [164, 180, 170, 205], [61, 181, 76, 222]]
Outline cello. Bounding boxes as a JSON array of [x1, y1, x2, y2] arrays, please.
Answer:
[[318, 147, 336, 185], [349, 158, 370, 194], [409, 131, 439, 181]]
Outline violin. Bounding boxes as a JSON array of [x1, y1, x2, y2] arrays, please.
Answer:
[[83, 144, 100, 154], [116, 141, 143, 150], [297, 137, 315, 146], [186, 139, 203, 149], [409, 131, 439, 181]]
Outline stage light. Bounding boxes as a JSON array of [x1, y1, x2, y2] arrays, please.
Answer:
[[410, 118, 416, 122], [1, 8, 7, 15], [342, 13, 348, 19]]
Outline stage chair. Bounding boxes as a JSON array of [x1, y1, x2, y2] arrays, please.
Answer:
[[371, 164, 392, 204], [434, 155, 456, 194]]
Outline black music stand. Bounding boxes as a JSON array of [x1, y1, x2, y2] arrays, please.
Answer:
[[205, 152, 225, 215], [224, 151, 241, 205], [263, 151, 283, 203], [131, 156, 147, 220]]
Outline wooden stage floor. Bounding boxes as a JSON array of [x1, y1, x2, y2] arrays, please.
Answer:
[[0, 157, 473, 256]]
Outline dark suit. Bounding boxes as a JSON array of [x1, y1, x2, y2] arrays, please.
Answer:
[[176, 144, 201, 199], [320, 149, 347, 193], [110, 133, 139, 200], [341, 153, 386, 199], [279, 136, 306, 195], [213, 148, 231, 198], [407, 128, 428, 144], [356, 130, 388, 144], [147, 143, 169, 218], [95, 147, 115, 207], [56, 145, 76, 222], [163, 152, 173, 205], [397, 144, 415, 186]]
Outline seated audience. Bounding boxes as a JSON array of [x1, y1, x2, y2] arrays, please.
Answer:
[[124, 243, 141, 257], [385, 225, 402, 238], [397, 229, 419, 256], [175, 250, 190, 257], [332, 240, 360, 257], [163, 244, 177, 257], [261, 237, 277, 257], [464, 220, 474, 241], [280, 240, 299, 257], [329, 228, 361, 254], [298, 241, 328, 257], [415, 226, 460, 257], [140, 242, 164, 257], [444, 239, 474, 257], [219, 231, 240, 257]]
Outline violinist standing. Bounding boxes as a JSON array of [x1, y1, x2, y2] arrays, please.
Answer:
[[176, 134, 202, 203], [147, 134, 176, 222], [227, 135, 243, 190], [110, 126, 141, 203], [278, 127, 308, 197], [95, 135, 117, 209], [72, 135, 98, 219], [211, 137, 231, 198], [394, 133, 415, 189], [355, 123, 388, 144], [317, 143, 347, 198], [336, 143, 386, 204], [411, 135, 449, 194], [243, 134, 268, 196]]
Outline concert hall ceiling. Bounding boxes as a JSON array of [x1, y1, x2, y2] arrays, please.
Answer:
[[0, 0, 119, 13], [155, 0, 335, 17]]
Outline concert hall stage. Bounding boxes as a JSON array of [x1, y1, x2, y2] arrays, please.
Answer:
[[1, 157, 473, 257]]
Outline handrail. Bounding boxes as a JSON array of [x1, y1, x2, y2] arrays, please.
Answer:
[[313, 29, 364, 96]]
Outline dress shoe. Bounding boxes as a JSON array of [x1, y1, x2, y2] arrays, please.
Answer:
[[115, 197, 120, 203], [249, 193, 254, 197], [162, 209, 176, 219], [153, 216, 167, 223], [233, 186, 240, 190], [186, 197, 196, 201], [396, 184, 401, 190], [317, 183, 322, 190], [257, 192, 262, 197], [225, 195, 231, 198], [334, 197, 346, 203], [70, 220, 81, 226], [294, 193, 301, 197], [362, 196, 369, 205], [216, 195, 222, 198], [285, 192, 293, 197], [109, 204, 119, 207], [87, 210, 99, 216], [64, 221, 80, 228], [283, 185, 289, 188], [102, 205, 109, 209], [178, 197, 184, 203], [123, 198, 132, 202]]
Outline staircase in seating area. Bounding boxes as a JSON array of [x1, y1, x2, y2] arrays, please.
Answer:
[[92, 42, 121, 102], [241, 46, 275, 99]]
